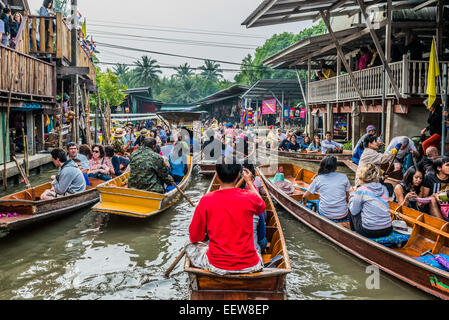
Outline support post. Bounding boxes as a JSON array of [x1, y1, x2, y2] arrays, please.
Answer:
[[320, 10, 367, 110], [442, 64, 448, 154]]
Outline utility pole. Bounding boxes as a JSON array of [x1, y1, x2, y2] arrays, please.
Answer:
[[71, 0, 79, 144]]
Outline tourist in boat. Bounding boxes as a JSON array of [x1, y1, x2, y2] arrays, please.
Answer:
[[128, 137, 172, 193], [286, 134, 300, 153], [303, 156, 351, 221], [73, 158, 91, 187], [161, 136, 175, 158], [417, 146, 438, 176], [67, 142, 89, 172], [186, 164, 265, 275], [385, 136, 419, 172], [355, 134, 397, 188], [301, 136, 311, 151], [104, 145, 129, 177], [134, 128, 149, 151], [168, 142, 188, 183], [349, 163, 393, 238], [277, 128, 286, 142], [307, 135, 321, 153], [421, 156, 449, 220], [266, 125, 278, 149], [40, 148, 86, 200], [278, 132, 292, 151], [393, 166, 423, 211], [87, 144, 114, 181], [321, 131, 344, 154], [352, 125, 379, 165]]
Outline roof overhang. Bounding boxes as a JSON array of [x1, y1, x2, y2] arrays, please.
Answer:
[[240, 79, 304, 100], [242, 0, 430, 28]]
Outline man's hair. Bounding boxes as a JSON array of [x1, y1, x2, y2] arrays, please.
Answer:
[[143, 137, 157, 149], [399, 137, 410, 148], [216, 163, 242, 183], [433, 156, 449, 173], [67, 142, 77, 149], [104, 145, 115, 157], [325, 131, 332, 136], [426, 146, 438, 157], [3, 7, 11, 14], [51, 148, 67, 163]]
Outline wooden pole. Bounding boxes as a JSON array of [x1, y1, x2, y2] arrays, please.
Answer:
[[22, 128, 29, 177], [3, 75, 14, 191], [83, 84, 92, 146], [59, 81, 64, 148]]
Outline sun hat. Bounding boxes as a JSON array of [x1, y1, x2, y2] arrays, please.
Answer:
[[274, 180, 295, 194], [140, 128, 149, 136], [113, 128, 125, 138], [392, 220, 412, 235]]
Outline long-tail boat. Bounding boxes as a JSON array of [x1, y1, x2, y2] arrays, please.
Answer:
[[184, 171, 291, 300], [0, 177, 105, 233], [258, 145, 353, 163], [92, 156, 193, 218], [258, 162, 449, 300]]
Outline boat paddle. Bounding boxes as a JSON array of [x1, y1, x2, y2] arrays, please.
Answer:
[[169, 177, 195, 207]]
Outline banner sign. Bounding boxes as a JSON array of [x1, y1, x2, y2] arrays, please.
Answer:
[[262, 99, 277, 115]]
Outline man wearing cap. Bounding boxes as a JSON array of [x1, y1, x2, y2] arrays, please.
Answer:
[[386, 136, 420, 171]]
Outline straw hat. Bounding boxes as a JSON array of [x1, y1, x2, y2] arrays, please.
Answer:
[[140, 128, 149, 136], [113, 128, 125, 138]]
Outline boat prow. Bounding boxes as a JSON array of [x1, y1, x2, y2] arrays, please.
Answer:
[[92, 156, 193, 218]]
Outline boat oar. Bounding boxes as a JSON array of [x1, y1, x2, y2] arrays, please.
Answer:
[[170, 177, 195, 207], [163, 178, 195, 278], [383, 151, 398, 178]]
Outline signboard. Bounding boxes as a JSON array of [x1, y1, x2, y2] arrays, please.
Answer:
[[262, 99, 277, 115]]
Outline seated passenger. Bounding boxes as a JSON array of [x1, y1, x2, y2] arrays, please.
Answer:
[[278, 132, 292, 151], [321, 131, 343, 154], [303, 156, 351, 220], [186, 164, 265, 275], [169, 142, 188, 183], [301, 136, 311, 151], [73, 158, 91, 187], [87, 145, 114, 181], [104, 145, 129, 177], [307, 135, 321, 153], [349, 163, 392, 238], [40, 148, 86, 200], [393, 166, 423, 211], [286, 134, 300, 153], [421, 156, 449, 220], [128, 137, 171, 193]]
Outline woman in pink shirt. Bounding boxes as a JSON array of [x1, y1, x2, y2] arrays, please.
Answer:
[[358, 47, 372, 71]]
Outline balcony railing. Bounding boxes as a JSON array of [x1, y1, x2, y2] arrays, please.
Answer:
[[0, 44, 55, 101], [14, 13, 96, 85], [308, 57, 449, 104]]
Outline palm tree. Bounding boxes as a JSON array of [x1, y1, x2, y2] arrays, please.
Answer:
[[175, 63, 194, 79], [178, 78, 200, 104], [199, 60, 223, 82], [113, 63, 129, 77], [133, 56, 162, 87]]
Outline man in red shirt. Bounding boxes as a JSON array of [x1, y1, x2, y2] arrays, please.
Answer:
[[186, 163, 266, 275]]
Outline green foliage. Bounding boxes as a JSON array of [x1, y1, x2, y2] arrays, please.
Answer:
[[343, 142, 353, 150], [93, 68, 127, 108]]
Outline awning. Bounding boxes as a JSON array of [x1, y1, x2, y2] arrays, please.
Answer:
[[240, 79, 304, 100], [157, 111, 206, 123], [242, 0, 429, 28]]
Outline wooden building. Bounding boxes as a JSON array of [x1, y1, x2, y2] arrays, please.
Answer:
[[242, 0, 449, 147], [0, 0, 97, 167]]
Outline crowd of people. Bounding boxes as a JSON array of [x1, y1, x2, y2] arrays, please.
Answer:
[[0, 6, 22, 48], [40, 121, 192, 200]]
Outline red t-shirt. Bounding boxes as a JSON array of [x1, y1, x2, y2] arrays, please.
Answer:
[[189, 188, 266, 270]]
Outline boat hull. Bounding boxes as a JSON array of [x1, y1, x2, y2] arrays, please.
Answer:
[[259, 164, 449, 300]]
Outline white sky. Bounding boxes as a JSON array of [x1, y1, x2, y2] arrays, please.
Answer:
[[28, 0, 315, 80]]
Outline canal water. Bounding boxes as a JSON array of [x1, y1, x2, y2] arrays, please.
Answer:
[[0, 161, 432, 300]]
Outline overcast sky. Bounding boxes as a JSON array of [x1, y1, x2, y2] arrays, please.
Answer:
[[29, 0, 315, 80]]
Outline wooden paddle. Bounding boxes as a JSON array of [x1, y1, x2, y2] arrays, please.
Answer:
[[383, 150, 398, 178], [170, 178, 195, 207]]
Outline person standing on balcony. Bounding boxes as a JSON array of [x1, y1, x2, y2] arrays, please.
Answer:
[[0, 14, 4, 46], [0, 7, 11, 46], [358, 47, 371, 71], [367, 44, 381, 68], [40, 0, 55, 16]]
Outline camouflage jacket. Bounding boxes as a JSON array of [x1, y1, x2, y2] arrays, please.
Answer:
[[127, 147, 171, 193]]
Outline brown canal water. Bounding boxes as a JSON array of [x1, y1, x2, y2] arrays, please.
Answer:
[[0, 162, 433, 300]]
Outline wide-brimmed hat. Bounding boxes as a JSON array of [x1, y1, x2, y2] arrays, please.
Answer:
[[140, 129, 149, 136], [392, 220, 412, 235], [113, 128, 125, 138], [274, 180, 295, 194]]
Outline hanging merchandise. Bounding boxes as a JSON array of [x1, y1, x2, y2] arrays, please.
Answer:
[[262, 99, 276, 115]]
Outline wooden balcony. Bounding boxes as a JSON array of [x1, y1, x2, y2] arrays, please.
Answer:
[[14, 13, 96, 85], [0, 44, 55, 103], [308, 57, 449, 105]]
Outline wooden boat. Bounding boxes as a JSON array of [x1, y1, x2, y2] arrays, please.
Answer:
[[342, 159, 403, 187], [198, 160, 216, 176], [92, 156, 193, 218], [258, 145, 353, 163], [0, 177, 104, 233], [258, 162, 449, 300], [184, 171, 292, 300]]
